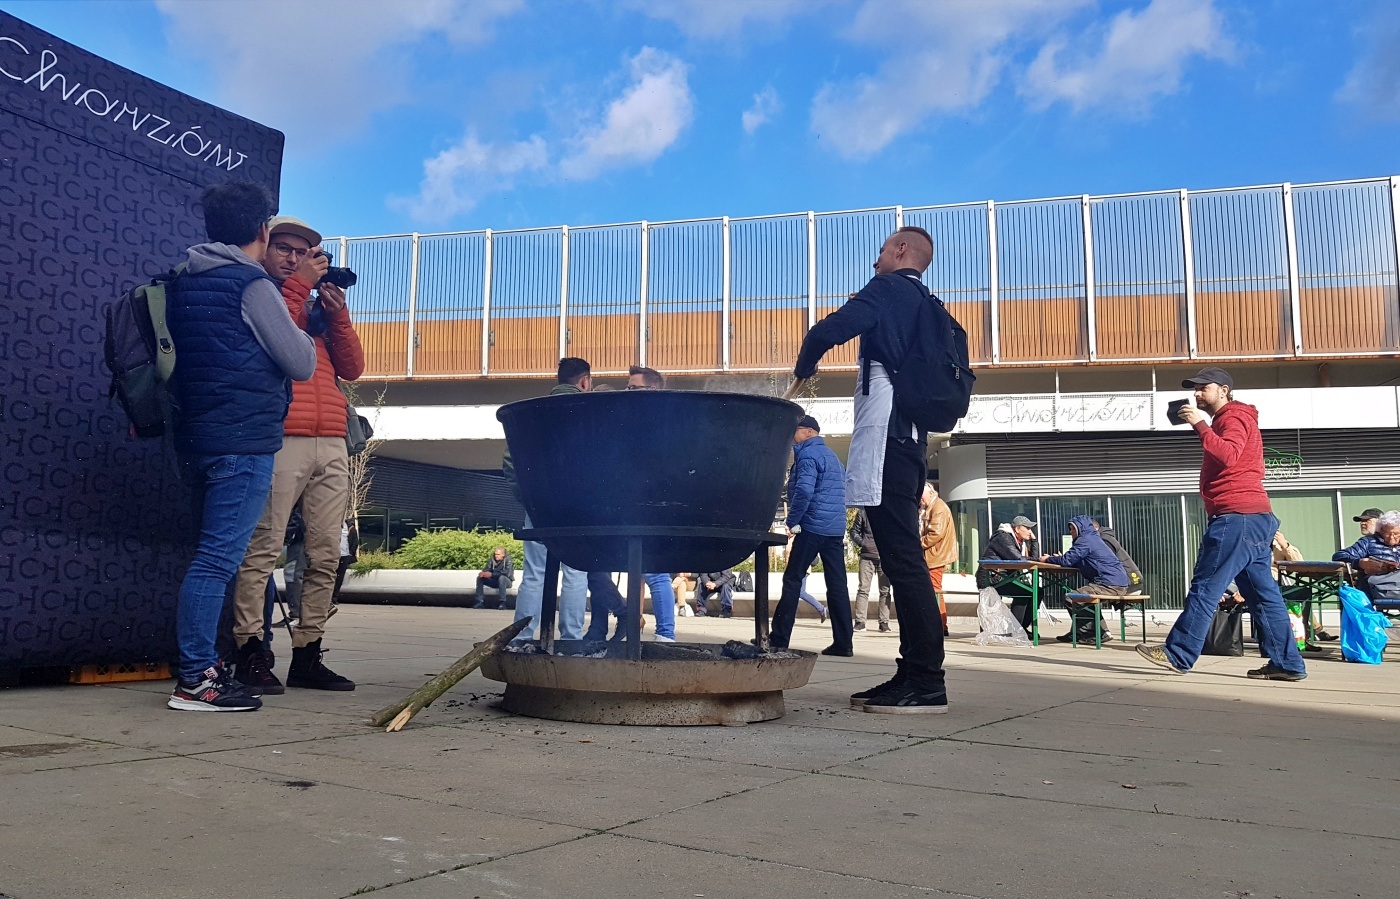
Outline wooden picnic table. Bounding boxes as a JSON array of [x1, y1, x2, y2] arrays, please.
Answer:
[[976, 560, 1081, 646]]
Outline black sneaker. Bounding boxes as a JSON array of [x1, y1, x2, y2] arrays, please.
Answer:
[[168, 666, 262, 712], [849, 674, 905, 708], [853, 621, 866, 631], [878, 622, 891, 633], [286, 639, 356, 691], [1246, 663, 1307, 682], [821, 644, 853, 657], [234, 637, 285, 696], [863, 683, 948, 714]]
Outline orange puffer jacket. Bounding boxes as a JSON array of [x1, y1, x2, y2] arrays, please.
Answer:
[[280, 275, 365, 437]]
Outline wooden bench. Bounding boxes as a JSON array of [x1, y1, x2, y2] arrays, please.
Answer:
[[1061, 592, 1151, 648]]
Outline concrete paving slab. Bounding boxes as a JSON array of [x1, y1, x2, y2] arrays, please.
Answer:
[[0, 756, 587, 899], [0, 724, 168, 775], [615, 771, 1399, 899], [372, 832, 947, 899], [197, 725, 799, 831]]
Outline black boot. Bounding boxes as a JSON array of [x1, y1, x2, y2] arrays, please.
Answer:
[[234, 637, 285, 695], [287, 639, 356, 691]]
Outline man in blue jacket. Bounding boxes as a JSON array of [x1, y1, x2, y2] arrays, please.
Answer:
[[770, 415, 854, 655], [1042, 515, 1132, 643]]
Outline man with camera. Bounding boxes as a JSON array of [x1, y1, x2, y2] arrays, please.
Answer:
[[231, 216, 365, 695]]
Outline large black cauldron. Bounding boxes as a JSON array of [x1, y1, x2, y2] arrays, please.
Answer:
[[497, 390, 802, 573]]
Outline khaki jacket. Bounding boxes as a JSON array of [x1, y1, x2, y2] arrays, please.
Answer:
[[920, 496, 958, 569]]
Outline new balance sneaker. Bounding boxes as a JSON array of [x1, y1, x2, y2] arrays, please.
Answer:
[[849, 674, 905, 709], [1246, 663, 1307, 682], [654, 635, 676, 643], [168, 667, 262, 712], [234, 637, 285, 696], [286, 639, 356, 691], [1135, 643, 1186, 674], [862, 683, 948, 714]]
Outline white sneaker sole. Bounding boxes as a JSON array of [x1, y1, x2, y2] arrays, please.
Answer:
[[863, 703, 949, 715], [167, 696, 260, 712]]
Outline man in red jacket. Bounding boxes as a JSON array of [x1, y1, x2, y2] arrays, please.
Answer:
[[1136, 367, 1306, 681], [232, 216, 366, 694]]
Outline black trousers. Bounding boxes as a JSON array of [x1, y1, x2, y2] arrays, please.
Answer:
[[770, 531, 853, 650], [862, 436, 946, 691]]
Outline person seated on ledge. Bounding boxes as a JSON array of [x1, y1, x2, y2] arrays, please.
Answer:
[[1334, 510, 1400, 606], [976, 515, 1039, 635], [1041, 514, 1132, 643], [474, 546, 515, 609]]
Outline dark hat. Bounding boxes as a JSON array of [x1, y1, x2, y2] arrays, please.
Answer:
[[1354, 508, 1384, 522], [1010, 515, 1037, 528], [796, 415, 820, 432], [1181, 367, 1234, 389]]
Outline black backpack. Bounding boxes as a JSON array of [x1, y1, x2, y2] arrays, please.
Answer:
[[103, 268, 181, 438], [885, 276, 975, 433]]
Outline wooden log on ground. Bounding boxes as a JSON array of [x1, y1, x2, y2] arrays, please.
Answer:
[[370, 617, 530, 732]]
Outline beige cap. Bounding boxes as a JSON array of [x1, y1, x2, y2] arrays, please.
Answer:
[[267, 215, 322, 247]]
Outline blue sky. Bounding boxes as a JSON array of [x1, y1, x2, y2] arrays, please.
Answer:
[[5, 0, 1399, 240]]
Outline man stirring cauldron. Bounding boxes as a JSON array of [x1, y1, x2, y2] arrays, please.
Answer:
[[790, 226, 948, 714]]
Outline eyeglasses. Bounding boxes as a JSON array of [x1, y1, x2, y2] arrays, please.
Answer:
[[269, 242, 312, 259]]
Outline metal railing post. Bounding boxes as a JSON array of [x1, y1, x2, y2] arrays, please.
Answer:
[[895, 204, 904, 229], [406, 232, 420, 378], [1391, 177, 1400, 323], [721, 216, 731, 371], [481, 228, 493, 375], [987, 200, 1001, 364], [1180, 190, 1198, 359], [1282, 182, 1303, 355], [639, 220, 649, 367], [806, 211, 817, 328], [1082, 195, 1097, 362], [558, 225, 570, 361]]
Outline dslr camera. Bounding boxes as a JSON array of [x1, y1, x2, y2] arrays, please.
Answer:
[[314, 250, 358, 290]]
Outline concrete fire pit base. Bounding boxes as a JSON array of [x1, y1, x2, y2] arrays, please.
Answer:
[[480, 641, 818, 726]]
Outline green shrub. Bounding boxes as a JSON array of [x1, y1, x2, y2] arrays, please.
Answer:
[[394, 528, 524, 571], [350, 549, 400, 577]]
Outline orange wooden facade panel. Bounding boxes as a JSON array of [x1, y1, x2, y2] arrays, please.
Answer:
[[730, 307, 806, 369], [1095, 293, 1188, 359], [489, 316, 559, 374], [1299, 284, 1400, 353], [353, 287, 1399, 378], [1195, 289, 1289, 356], [999, 297, 1088, 362], [814, 301, 859, 369], [947, 299, 992, 363], [414, 318, 482, 375], [647, 310, 722, 371], [568, 312, 639, 374], [355, 321, 409, 378]]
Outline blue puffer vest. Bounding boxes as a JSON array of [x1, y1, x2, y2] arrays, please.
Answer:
[[167, 263, 290, 455]]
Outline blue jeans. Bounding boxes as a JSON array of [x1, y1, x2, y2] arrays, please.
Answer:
[[581, 572, 675, 640], [1165, 512, 1306, 675], [512, 516, 587, 643], [177, 453, 275, 682], [644, 573, 676, 639]]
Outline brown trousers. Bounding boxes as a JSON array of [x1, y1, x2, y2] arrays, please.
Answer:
[[928, 566, 948, 632], [233, 436, 350, 648]]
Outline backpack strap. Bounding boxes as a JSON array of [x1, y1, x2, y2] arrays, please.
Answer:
[[149, 265, 184, 383]]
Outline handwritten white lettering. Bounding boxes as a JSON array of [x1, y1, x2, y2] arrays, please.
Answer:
[[0, 35, 31, 81]]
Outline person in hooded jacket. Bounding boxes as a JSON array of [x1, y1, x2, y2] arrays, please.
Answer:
[[1136, 368, 1307, 681], [769, 415, 853, 655], [1041, 515, 1131, 642]]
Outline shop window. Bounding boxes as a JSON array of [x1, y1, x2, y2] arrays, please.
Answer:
[[357, 506, 388, 553], [1111, 494, 1188, 610], [951, 500, 989, 574], [1269, 491, 1341, 561], [1039, 496, 1108, 555], [428, 516, 464, 531], [1337, 490, 1400, 548], [388, 511, 427, 551]]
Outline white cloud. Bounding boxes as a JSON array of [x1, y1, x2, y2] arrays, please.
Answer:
[[393, 133, 548, 222], [558, 48, 694, 180], [1023, 0, 1233, 113], [811, 0, 1091, 159], [153, 0, 522, 150], [742, 86, 781, 133], [1336, 12, 1400, 122], [623, 0, 817, 39]]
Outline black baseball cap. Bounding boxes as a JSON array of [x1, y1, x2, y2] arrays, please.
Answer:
[[1181, 367, 1233, 389], [1353, 508, 1383, 522], [797, 415, 820, 432]]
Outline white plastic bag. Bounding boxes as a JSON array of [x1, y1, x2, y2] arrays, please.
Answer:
[[972, 587, 1031, 647]]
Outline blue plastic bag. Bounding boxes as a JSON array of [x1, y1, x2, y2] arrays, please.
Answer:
[[1339, 583, 1389, 664]]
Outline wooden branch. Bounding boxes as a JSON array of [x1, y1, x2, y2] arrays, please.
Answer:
[[370, 617, 530, 732]]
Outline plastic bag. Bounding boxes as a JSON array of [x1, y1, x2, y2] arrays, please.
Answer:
[[1339, 583, 1389, 665], [972, 587, 1031, 647]]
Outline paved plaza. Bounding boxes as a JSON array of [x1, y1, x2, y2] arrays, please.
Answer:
[[1, 606, 1396, 899]]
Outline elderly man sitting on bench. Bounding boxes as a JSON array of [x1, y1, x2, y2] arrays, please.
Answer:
[[1041, 514, 1133, 643]]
